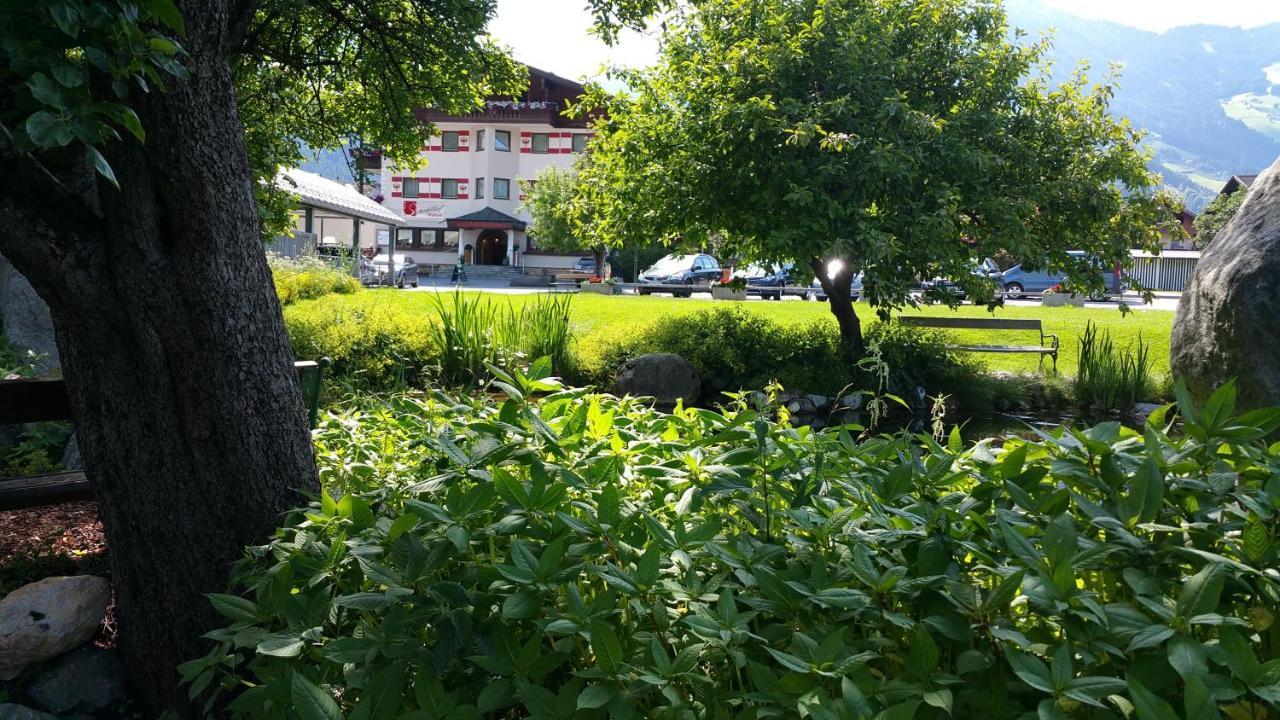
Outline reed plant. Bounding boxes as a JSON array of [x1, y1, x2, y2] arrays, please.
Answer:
[[427, 292, 572, 388], [1075, 320, 1152, 413]]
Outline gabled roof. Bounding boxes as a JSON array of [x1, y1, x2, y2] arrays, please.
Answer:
[[276, 168, 406, 226], [1220, 174, 1258, 197], [447, 207, 527, 231]]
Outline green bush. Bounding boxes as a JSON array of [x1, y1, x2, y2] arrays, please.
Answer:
[[574, 307, 985, 406], [268, 253, 360, 306], [185, 375, 1280, 720], [285, 301, 436, 389], [1075, 321, 1154, 413], [285, 293, 573, 391]]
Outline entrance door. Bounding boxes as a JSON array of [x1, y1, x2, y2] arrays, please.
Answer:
[[474, 229, 508, 265]]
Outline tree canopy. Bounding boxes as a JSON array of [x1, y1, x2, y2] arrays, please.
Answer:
[[576, 0, 1177, 356], [1194, 187, 1247, 248], [522, 165, 611, 273]]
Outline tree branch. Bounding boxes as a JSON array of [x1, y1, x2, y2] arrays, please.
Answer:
[[0, 128, 104, 302]]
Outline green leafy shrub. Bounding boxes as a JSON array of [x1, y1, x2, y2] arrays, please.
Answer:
[[1075, 321, 1153, 413], [284, 293, 573, 391], [186, 374, 1280, 719], [268, 253, 360, 306], [575, 308, 985, 406], [285, 301, 436, 390]]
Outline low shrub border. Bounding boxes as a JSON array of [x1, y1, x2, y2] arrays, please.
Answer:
[[184, 375, 1280, 719]]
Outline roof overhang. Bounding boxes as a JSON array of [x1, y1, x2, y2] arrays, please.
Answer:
[[277, 168, 406, 226]]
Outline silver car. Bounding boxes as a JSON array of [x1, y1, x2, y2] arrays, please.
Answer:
[[360, 258, 419, 288]]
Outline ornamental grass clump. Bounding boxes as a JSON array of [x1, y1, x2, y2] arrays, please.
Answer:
[[1075, 321, 1153, 413], [185, 371, 1280, 719], [427, 293, 573, 389]]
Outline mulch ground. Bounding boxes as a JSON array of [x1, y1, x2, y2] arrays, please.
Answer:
[[0, 500, 115, 646]]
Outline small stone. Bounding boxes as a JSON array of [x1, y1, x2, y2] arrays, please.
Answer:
[[0, 576, 110, 677], [807, 394, 831, 411], [0, 704, 58, 720], [25, 647, 126, 714]]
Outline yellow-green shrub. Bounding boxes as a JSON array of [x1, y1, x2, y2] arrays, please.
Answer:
[[268, 253, 360, 305], [284, 301, 436, 389]]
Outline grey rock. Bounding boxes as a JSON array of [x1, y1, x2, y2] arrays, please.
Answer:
[[837, 393, 863, 410], [59, 433, 81, 471], [0, 704, 58, 720], [25, 647, 126, 714], [807, 394, 832, 412], [0, 576, 110, 677], [611, 353, 701, 408], [1172, 155, 1280, 409], [0, 256, 59, 374]]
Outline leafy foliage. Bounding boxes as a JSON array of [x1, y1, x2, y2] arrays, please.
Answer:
[[285, 292, 572, 392], [575, 0, 1179, 351], [521, 167, 588, 256], [185, 372, 1280, 719], [1194, 188, 1248, 249], [574, 306, 985, 405], [268, 253, 359, 306], [0, 0, 188, 185]]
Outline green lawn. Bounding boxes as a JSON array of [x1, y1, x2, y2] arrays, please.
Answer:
[[347, 290, 1174, 379]]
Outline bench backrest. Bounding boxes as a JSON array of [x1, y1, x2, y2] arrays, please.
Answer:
[[897, 316, 1043, 331], [0, 359, 330, 428]]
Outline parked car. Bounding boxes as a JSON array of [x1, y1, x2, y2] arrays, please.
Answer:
[[637, 254, 722, 297], [809, 259, 863, 302], [1001, 252, 1120, 300], [999, 265, 1065, 299], [921, 258, 1002, 301], [573, 257, 597, 274], [360, 257, 419, 288], [737, 263, 795, 300]]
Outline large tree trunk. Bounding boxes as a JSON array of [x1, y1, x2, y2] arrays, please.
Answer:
[[811, 258, 865, 360], [0, 2, 316, 714]]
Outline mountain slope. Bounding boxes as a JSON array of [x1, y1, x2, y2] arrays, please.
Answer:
[[1005, 0, 1280, 211]]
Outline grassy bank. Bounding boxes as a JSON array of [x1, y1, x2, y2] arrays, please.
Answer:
[[291, 290, 1174, 379]]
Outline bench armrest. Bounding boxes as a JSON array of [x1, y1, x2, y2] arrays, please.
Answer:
[[1042, 332, 1059, 351]]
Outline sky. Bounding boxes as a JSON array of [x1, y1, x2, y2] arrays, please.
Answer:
[[488, 0, 1280, 80]]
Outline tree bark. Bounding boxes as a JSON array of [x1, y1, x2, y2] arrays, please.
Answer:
[[811, 258, 865, 361], [0, 2, 316, 714]]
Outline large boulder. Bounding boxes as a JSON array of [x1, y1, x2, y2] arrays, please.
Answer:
[[0, 704, 58, 720], [1172, 157, 1280, 408], [611, 353, 701, 408], [0, 576, 110, 678], [24, 647, 126, 714], [0, 256, 59, 375]]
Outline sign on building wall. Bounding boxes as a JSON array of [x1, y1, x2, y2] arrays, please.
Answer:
[[421, 203, 445, 220]]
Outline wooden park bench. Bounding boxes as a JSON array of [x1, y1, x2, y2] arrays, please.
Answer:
[[897, 317, 1059, 372], [0, 358, 330, 511], [549, 280, 581, 293]]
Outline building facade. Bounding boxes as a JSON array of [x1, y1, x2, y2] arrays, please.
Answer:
[[378, 67, 594, 272]]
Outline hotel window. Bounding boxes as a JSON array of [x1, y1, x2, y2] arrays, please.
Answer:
[[433, 229, 460, 251], [494, 130, 511, 152], [402, 178, 420, 198], [494, 178, 510, 200], [475, 177, 485, 199], [442, 178, 460, 199], [531, 133, 550, 154], [441, 131, 460, 152], [572, 134, 588, 153], [476, 129, 485, 151]]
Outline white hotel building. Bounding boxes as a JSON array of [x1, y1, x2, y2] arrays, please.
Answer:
[[377, 67, 593, 272]]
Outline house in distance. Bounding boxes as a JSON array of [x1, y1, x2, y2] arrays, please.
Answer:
[[375, 66, 595, 273]]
